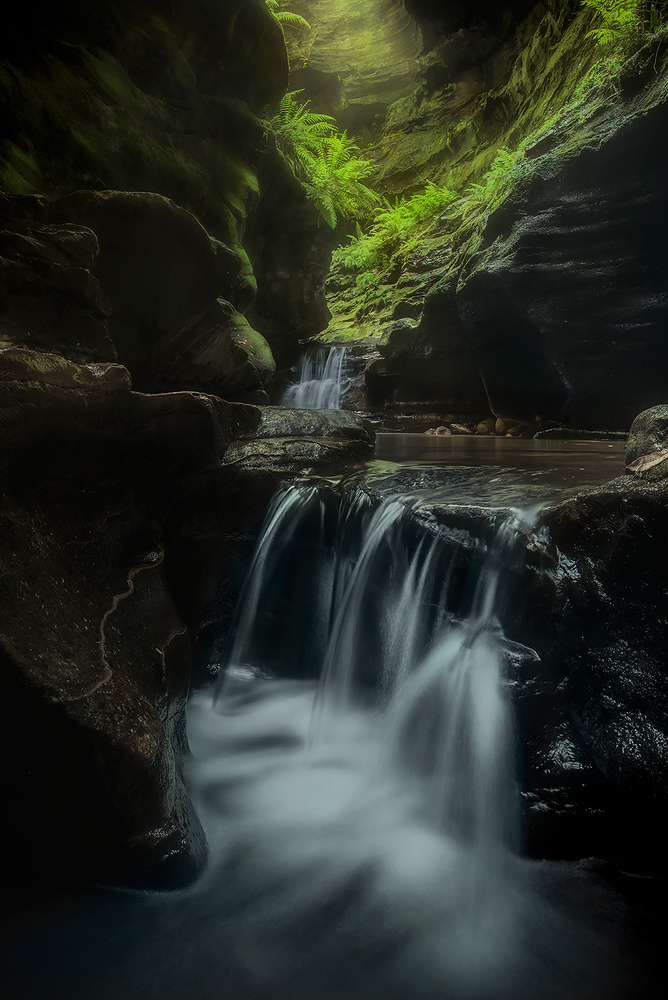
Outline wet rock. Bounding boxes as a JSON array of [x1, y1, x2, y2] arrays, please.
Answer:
[[224, 406, 375, 474], [476, 417, 496, 434], [625, 404, 668, 480], [0, 347, 259, 889], [539, 475, 668, 871], [162, 468, 281, 687], [457, 61, 668, 429]]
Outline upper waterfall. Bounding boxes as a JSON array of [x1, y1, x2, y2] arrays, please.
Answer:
[[282, 346, 348, 409]]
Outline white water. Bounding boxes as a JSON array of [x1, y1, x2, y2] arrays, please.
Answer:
[[282, 346, 347, 409], [2, 483, 629, 999], [182, 486, 626, 1000]]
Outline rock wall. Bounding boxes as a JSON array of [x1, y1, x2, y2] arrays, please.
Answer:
[[326, 7, 668, 433], [280, 0, 423, 138], [457, 51, 668, 429], [0, 0, 340, 371]]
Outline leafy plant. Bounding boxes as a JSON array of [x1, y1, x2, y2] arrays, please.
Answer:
[[264, 1, 311, 31], [299, 133, 380, 228], [267, 90, 379, 227], [270, 90, 337, 166], [581, 0, 666, 48], [463, 147, 524, 215], [334, 182, 458, 288]]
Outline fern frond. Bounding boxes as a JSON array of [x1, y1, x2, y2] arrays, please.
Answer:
[[265, 2, 311, 30], [276, 12, 311, 29]]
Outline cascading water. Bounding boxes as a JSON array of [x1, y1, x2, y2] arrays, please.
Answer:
[[282, 346, 348, 409], [0, 478, 635, 1000], [181, 484, 626, 1000]]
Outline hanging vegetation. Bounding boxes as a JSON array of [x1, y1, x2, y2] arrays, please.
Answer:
[[267, 90, 379, 228], [581, 0, 666, 48], [264, 0, 311, 32]]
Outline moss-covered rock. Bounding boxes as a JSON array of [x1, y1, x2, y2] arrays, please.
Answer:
[[0, 0, 287, 240], [457, 38, 668, 428]]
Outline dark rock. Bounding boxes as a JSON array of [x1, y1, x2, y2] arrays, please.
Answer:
[[539, 475, 668, 871], [0, 220, 115, 363], [224, 406, 375, 474], [457, 77, 668, 429], [0, 347, 260, 888], [245, 156, 333, 368], [53, 190, 275, 401], [162, 468, 281, 687], [626, 404, 668, 480], [368, 273, 489, 412], [0, 1, 288, 220]]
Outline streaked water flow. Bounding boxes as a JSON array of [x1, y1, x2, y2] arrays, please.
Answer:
[[0, 477, 631, 1000], [282, 346, 348, 409], [183, 484, 625, 999]]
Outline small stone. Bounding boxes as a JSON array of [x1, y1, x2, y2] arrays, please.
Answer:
[[476, 418, 495, 434]]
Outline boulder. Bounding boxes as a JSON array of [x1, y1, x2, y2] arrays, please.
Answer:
[[625, 404, 668, 480], [53, 190, 275, 401], [538, 474, 668, 871], [0, 347, 259, 888], [224, 405, 375, 474]]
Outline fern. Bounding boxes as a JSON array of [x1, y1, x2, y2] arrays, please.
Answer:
[[333, 182, 458, 286], [581, 0, 666, 48], [463, 147, 523, 215], [266, 92, 379, 227], [265, 1, 311, 31]]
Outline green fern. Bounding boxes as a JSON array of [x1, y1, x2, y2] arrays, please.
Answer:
[[266, 92, 379, 227], [265, 1, 311, 31], [463, 147, 523, 215], [581, 1, 666, 48], [269, 90, 337, 165], [333, 182, 458, 286]]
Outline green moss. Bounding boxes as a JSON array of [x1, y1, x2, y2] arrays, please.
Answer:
[[0, 32, 267, 243], [320, 1, 667, 343]]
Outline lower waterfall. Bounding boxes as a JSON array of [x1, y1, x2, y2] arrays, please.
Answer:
[[0, 478, 640, 1000], [182, 484, 628, 1000]]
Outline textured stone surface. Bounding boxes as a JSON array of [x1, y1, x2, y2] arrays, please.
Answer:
[[245, 158, 333, 368], [282, 0, 422, 137], [0, 347, 260, 888], [625, 405, 668, 480], [537, 475, 668, 870], [53, 190, 275, 402], [457, 57, 668, 429], [0, 200, 115, 364], [224, 405, 375, 473]]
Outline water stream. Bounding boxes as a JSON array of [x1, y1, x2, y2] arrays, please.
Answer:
[[181, 480, 629, 1000], [0, 442, 642, 1000]]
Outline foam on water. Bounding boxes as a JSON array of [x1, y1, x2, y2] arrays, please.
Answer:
[[0, 483, 634, 1000], [182, 485, 629, 1000]]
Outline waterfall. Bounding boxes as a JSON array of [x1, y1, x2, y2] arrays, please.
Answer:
[[213, 486, 523, 870], [4, 481, 629, 1000], [282, 346, 348, 409], [178, 485, 625, 1000]]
